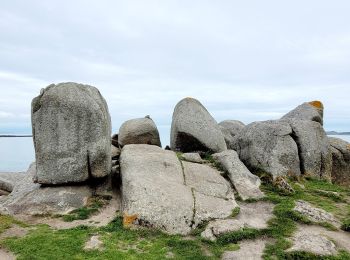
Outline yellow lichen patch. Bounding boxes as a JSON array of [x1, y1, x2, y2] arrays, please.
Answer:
[[347, 144, 350, 151], [308, 100, 324, 109], [123, 213, 138, 227]]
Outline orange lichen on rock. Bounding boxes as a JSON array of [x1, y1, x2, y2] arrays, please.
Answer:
[[123, 213, 138, 227], [347, 144, 350, 151], [308, 101, 324, 109]]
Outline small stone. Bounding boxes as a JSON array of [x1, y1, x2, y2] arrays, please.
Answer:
[[84, 235, 103, 251], [181, 153, 203, 163]]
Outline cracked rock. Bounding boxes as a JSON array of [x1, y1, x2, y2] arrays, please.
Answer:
[[31, 82, 111, 184]]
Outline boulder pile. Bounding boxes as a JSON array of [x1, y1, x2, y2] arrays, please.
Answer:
[[0, 82, 349, 236]]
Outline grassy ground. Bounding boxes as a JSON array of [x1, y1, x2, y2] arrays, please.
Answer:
[[0, 178, 349, 259]]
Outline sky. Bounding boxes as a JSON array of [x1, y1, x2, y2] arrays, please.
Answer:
[[0, 0, 349, 146]]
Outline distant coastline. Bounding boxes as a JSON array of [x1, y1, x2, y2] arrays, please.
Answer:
[[326, 131, 350, 136], [0, 135, 32, 138]]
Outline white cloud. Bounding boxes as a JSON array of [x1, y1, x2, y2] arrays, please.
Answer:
[[0, 0, 349, 144]]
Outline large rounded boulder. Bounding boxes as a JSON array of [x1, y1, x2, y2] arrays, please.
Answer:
[[328, 137, 350, 186], [31, 82, 111, 184], [170, 98, 227, 153], [118, 116, 161, 147], [232, 120, 300, 178], [281, 100, 324, 125], [219, 120, 245, 149]]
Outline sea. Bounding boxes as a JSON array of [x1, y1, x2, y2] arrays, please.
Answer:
[[0, 135, 350, 172]]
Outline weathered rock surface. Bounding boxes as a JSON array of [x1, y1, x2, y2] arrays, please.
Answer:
[[288, 226, 337, 255], [219, 120, 245, 149], [292, 224, 350, 253], [183, 161, 234, 199], [213, 150, 263, 200], [0, 172, 25, 192], [118, 117, 161, 147], [0, 163, 92, 215], [222, 239, 270, 260], [329, 137, 350, 186], [170, 98, 226, 153], [181, 153, 203, 163], [294, 200, 340, 227], [201, 201, 274, 241], [286, 119, 332, 180], [31, 82, 111, 184], [281, 101, 324, 125], [233, 120, 300, 178], [120, 144, 236, 235]]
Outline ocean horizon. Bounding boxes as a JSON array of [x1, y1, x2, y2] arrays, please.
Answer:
[[0, 134, 349, 172]]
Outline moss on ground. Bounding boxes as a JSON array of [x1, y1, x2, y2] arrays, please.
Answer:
[[0, 178, 349, 259]]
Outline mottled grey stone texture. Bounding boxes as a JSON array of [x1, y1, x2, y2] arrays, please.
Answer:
[[213, 150, 264, 200], [31, 82, 111, 184], [281, 101, 324, 125], [219, 120, 245, 149], [118, 117, 161, 147], [328, 137, 350, 186], [170, 97, 227, 153], [233, 120, 301, 178]]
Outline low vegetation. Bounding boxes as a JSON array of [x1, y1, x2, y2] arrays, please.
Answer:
[[0, 178, 349, 259]]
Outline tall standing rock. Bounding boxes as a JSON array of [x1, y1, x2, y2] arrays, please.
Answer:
[[31, 82, 111, 184], [281, 101, 324, 125], [286, 119, 332, 180], [328, 137, 350, 186], [118, 116, 161, 147], [170, 98, 227, 153]]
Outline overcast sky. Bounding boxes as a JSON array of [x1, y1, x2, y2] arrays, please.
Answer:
[[0, 0, 349, 145]]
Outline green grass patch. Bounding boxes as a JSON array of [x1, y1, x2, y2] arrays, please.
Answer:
[[61, 196, 110, 222], [0, 215, 27, 234], [231, 207, 240, 218], [341, 218, 350, 232]]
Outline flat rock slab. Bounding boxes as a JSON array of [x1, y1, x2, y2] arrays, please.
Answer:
[[0, 249, 15, 260], [222, 238, 270, 260], [120, 144, 237, 235], [182, 153, 203, 164], [0, 225, 29, 239], [201, 201, 274, 241], [291, 224, 350, 252], [0, 163, 92, 216], [213, 150, 264, 200], [294, 200, 340, 227], [288, 224, 339, 255], [183, 161, 234, 199]]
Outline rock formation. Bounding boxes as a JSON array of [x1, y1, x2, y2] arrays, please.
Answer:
[[232, 120, 301, 178], [213, 150, 264, 200], [31, 82, 111, 184], [120, 144, 237, 235], [118, 116, 161, 147], [281, 100, 324, 125], [170, 97, 227, 153], [328, 137, 350, 186], [219, 120, 245, 149]]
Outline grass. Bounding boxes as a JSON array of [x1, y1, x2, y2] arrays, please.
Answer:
[[59, 196, 110, 222], [341, 219, 350, 232], [0, 178, 349, 259], [1, 216, 239, 260], [211, 178, 350, 259], [0, 215, 27, 234]]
